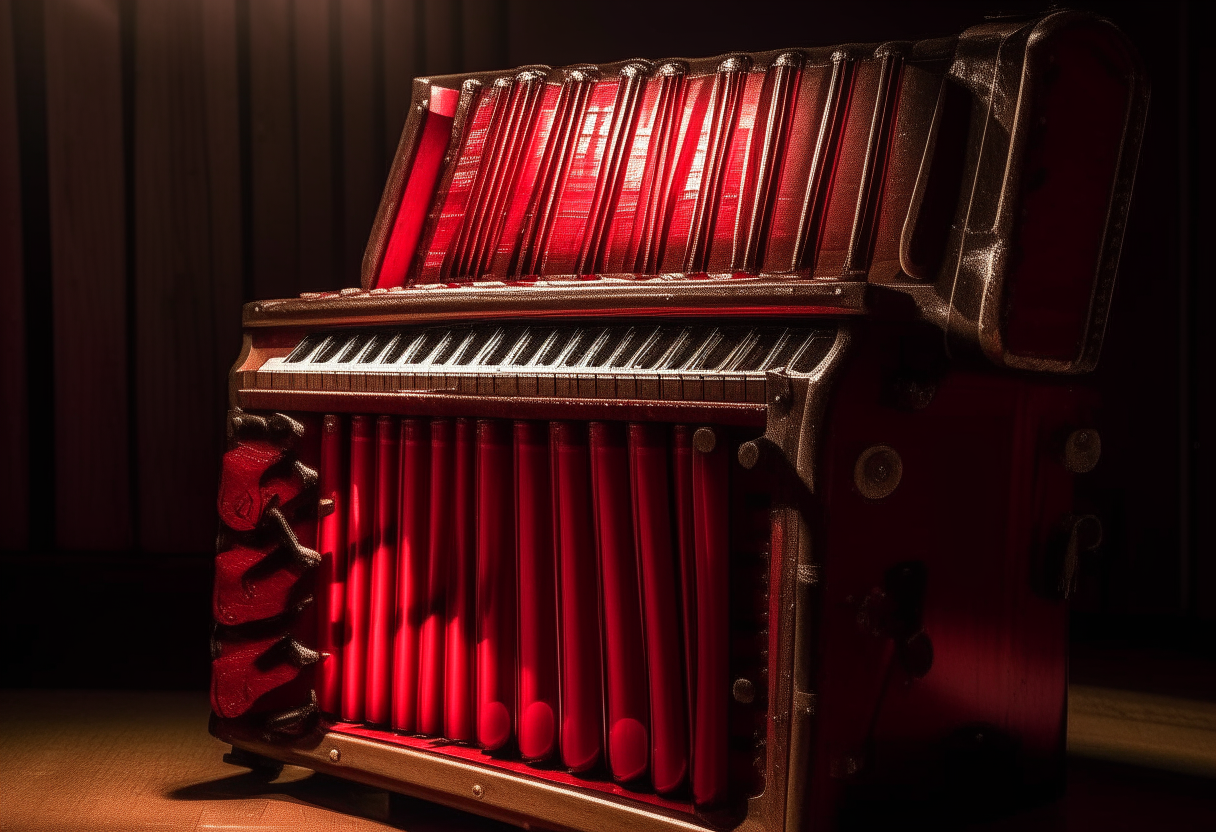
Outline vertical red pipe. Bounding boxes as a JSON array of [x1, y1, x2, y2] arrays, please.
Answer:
[[672, 426, 698, 739], [692, 433, 730, 806], [550, 422, 604, 773], [419, 419, 454, 735], [316, 415, 346, 716], [365, 416, 399, 725], [476, 420, 516, 751], [629, 423, 690, 794], [589, 421, 650, 784], [393, 418, 430, 732], [342, 415, 375, 723], [514, 421, 559, 762], [445, 419, 477, 741]]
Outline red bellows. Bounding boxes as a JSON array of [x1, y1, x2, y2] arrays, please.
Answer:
[[377, 49, 905, 286], [315, 415, 738, 803]]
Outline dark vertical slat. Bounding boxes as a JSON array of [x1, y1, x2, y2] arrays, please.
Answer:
[[0, 0, 29, 550], [134, 0, 242, 553], [293, 0, 335, 292], [248, 0, 297, 299], [791, 55, 854, 272], [340, 0, 381, 288], [843, 51, 903, 278], [44, 0, 129, 550], [459, 0, 506, 72], [422, 0, 461, 76], [382, 0, 421, 166]]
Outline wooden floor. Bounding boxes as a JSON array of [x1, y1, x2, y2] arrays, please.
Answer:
[[2, 689, 1215, 831]]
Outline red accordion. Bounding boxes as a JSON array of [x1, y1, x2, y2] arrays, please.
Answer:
[[211, 10, 1146, 831]]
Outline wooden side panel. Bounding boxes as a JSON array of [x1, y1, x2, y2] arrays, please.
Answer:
[[0, 0, 28, 550], [294, 0, 336, 293], [44, 0, 129, 550], [340, 0, 382, 288], [134, 0, 242, 552], [249, 0, 297, 299]]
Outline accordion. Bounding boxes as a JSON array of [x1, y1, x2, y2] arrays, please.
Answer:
[[210, 10, 1146, 831]]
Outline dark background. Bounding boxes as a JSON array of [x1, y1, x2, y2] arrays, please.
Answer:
[[0, 0, 1212, 697]]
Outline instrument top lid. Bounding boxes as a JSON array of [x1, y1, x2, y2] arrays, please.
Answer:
[[270, 10, 1147, 374]]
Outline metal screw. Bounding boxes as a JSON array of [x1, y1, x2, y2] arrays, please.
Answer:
[[737, 440, 761, 469], [328, 748, 341, 763], [854, 445, 903, 499], [1063, 428, 1102, 473], [472, 784, 485, 799], [733, 678, 756, 704]]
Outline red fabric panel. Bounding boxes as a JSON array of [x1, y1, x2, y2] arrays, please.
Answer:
[[445, 419, 477, 741], [316, 415, 347, 715], [376, 89, 458, 289], [217, 441, 286, 532], [602, 75, 663, 273], [765, 63, 833, 272], [672, 426, 698, 733], [421, 86, 498, 281], [213, 540, 304, 626], [589, 421, 650, 784], [419, 419, 454, 736], [540, 80, 619, 275], [814, 59, 881, 277], [624, 71, 688, 274], [211, 635, 302, 719], [658, 76, 714, 273], [489, 83, 561, 277], [691, 436, 730, 806], [476, 420, 516, 750], [513, 421, 559, 762], [365, 416, 399, 725], [706, 72, 766, 273], [393, 418, 430, 732], [341, 416, 375, 723], [549, 421, 604, 773], [629, 423, 690, 794]]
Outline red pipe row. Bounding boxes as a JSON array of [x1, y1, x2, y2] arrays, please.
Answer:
[[315, 415, 731, 803]]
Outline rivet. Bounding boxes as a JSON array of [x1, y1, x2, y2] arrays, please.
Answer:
[[737, 440, 761, 469], [472, 784, 485, 798], [1063, 429, 1101, 473], [328, 748, 341, 762], [854, 445, 902, 500], [732, 677, 756, 704]]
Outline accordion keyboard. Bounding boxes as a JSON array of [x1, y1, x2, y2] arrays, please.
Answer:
[[246, 323, 836, 404]]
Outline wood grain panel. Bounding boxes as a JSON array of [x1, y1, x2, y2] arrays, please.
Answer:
[[382, 0, 421, 165], [340, 0, 381, 289], [0, 0, 28, 550], [249, 0, 298, 299], [294, 0, 336, 293], [43, 0, 130, 550], [134, 0, 242, 553]]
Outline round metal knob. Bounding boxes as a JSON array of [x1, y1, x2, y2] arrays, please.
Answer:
[[854, 445, 902, 500], [1063, 429, 1101, 473]]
